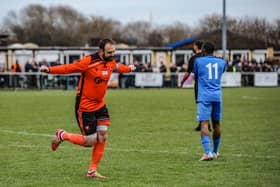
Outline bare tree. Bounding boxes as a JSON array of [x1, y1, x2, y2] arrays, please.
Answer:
[[2, 5, 279, 48], [4, 4, 88, 45], [7, 4, 52, 45], [196, 14, 237, 33], [148, 29, 164, 46], [264, 19, 280, 46], [85, 16, 121, 45], [48, 5, 87, 45], [195, 14, 279, 48], [161, 22, 191, 44], [121, 21, 152, 46]]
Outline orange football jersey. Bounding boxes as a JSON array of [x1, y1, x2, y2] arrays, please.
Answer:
[[49, 53, 131, 111]]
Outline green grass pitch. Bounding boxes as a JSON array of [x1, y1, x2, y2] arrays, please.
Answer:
[[0, 88, 279, 187]]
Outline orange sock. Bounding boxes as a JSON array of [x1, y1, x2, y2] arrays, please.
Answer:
[[89, 142, 106, 171], [62, 132, 85, 146]]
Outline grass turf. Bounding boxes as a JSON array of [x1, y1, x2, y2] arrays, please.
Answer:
[[0, 88, 279, 187]]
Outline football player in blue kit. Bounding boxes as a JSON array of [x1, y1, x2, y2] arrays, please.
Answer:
[[192, 41, 227, 161]]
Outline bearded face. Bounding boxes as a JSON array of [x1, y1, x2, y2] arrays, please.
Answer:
[[102, 44, 116, 62], [102, 54, 114, 62]]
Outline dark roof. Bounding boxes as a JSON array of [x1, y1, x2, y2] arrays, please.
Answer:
[[165, 32, 212, 49], [165, 37, 196, 49], [165, 29, 280, 50]]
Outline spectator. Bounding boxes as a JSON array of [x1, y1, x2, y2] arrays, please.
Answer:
[[232, 56, 240, 67], [226, 61, 234, 72], [25, 60, 32, 72], [272, 59, 279, 72], [179, 64, 187, 72], [140, 63, 148, 72], [0, 63, 5, 87], [134, 61, 141, 72], [159, 61, 167, 87], [30, 59, 39, 88], [255, 62, 262, 72], [170, 63, 178, 73], [11, 59, 22, 88], [146, 63, 153, 72], [170, 63, 178, 87], [39, 58, 48, 67], [11, 59, 22, 72], [159, 61, 166, 73]]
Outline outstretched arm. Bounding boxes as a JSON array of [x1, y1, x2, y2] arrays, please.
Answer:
[[40, 55, 92, 74], [116, 63, 136, 73]]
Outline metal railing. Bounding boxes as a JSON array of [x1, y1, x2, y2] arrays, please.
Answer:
[[0, 72, 79, 90], [0, 72, 279, 90]]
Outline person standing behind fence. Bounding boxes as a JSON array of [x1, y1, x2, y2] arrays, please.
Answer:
[[0, 63, 5, 87], [40, 38, 136, 179], [170, 63, 178, 87], [192, 41, 226, 161], [11, 59, 22, 73], [11, 59, 22, 87]]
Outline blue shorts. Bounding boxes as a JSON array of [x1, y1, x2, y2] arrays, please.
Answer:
[[197, 101, 222, 122]]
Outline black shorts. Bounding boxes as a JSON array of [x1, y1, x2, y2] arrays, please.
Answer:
[[75, 103, 110, 135]]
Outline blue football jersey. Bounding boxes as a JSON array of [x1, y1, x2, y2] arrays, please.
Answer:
[[193, 55, 226, 102]]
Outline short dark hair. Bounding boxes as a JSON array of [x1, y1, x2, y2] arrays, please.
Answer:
[[99, 38, 116, 50], [194, 40, 203, 50], [202, 41, 215, 54]]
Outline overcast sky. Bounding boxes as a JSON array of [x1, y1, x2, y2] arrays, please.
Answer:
[[0, 0, 279, 26]]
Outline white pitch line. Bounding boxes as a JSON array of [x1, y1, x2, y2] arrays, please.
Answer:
[[0, 129, 53, 137], [0, 143, 277, 159], [0, 129, 277, 159], [242, 95, 263, 100], [0, 144, 187, 155]]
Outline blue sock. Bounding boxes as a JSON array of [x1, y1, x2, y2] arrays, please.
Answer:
[[201, 135, 211, 154], [213, 137, 221, 153]]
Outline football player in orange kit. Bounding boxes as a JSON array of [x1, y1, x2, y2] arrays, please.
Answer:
[[40, 39, 136, 179]]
